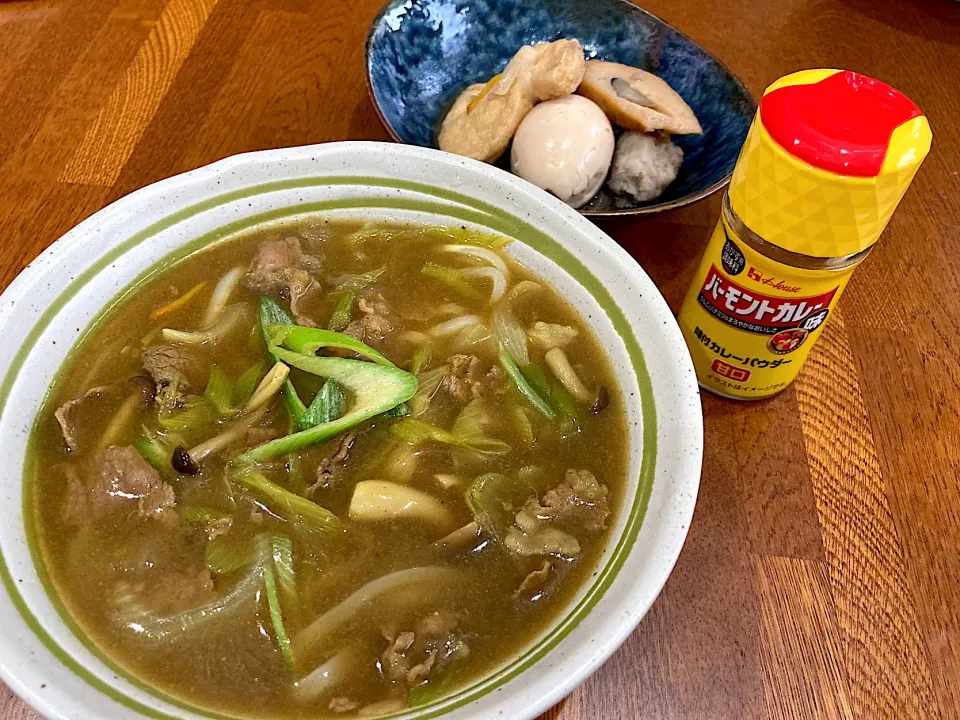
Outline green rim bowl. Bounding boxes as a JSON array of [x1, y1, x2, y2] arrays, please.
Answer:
[[0, 141, 702, 719]]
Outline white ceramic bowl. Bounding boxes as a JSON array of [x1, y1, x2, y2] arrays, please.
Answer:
[[0, 142, 701, 720]]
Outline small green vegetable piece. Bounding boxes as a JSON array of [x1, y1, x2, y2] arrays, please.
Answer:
[[267, 324, 395, 366], [271, 535, 297, 605], [115, 537, 270, 641], [259, 297, 308, 427], [180, 505, 230, 525], [259, 295, 294, 328], [508, 397, 535, 446], [330, 266, 387, 294], [205, 536, 255, 575], [346, 226, 391, 248], [286, 414, 308, 496], [548, 375, 582, 436], [204, 365, 236, 416], [499, 353, 556, 419], [263, 563, 294, 669], [410, 341, 433, 376], [517, 362, 578, 433], [408, 365, 448, 416], [520, 362, 552, 399], [327, 291, 354, 332], [392, 418, 458, 446], [241, 347, 417, 463], [230, 464, 341, 531], [303, 378, 345, 427], [450, 398, 511, 453], [493, 307, 530, 366], [437, 226, 512, 251], [385, 402, 412, 418], [158, 400, 218, 434], [517, 362, 580, 433], [408, 655, 468, 707], [392, 399, 510, 455], [421, 263, 483, 300], [465, 473, 535, 541], [233, 362, 265, 407], [135, 436, 170, 472]]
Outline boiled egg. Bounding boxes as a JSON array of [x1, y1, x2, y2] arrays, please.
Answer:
[[510, 95, 614, 208]]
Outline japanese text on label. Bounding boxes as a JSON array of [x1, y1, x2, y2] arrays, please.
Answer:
[[697, 266, 837, 335]]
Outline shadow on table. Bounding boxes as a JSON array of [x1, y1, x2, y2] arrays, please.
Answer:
[[836, 0, 960, 44]]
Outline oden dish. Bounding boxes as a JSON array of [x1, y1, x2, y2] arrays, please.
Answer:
[[0, 142, 701, 720], [365, 0, 755, 216]]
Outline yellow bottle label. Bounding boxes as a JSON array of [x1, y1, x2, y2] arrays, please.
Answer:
[[677, 213, 858, 400]]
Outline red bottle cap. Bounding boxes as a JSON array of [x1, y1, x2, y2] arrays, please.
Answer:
[[760, 71, 922, 177]]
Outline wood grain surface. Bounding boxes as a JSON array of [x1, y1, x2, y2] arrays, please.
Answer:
[[1, 0, 958, 718]]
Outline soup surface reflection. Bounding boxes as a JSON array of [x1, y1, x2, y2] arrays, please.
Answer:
[[30, 220, 628, 717]]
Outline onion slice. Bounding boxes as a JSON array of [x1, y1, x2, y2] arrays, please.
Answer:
[[461, 266, 506, 304], [492, 307, 529, 366], [427, 314, 482, 338], [293, 567, 462, 659], [201, 266, 244, 328], [440, 244, 510, 279], [296, 648, 355, 702]]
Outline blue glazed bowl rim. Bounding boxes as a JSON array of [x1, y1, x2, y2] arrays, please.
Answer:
[[363, 0, 757, 218]]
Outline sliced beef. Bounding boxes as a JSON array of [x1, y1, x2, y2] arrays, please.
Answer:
[[343, 320, 364, 341], [289, 285, 322, 328], [357, 295, 388, 316], [55, 385, 121, 451], [344, 293, 392, 345], [359, 313, 391, 342], [504, 525, 581, 557], [55, 377, 155, 452], [516, 469, 610, 533], [143, 345, 193, 407], [484, 364, 505, 390], [310, 432, 357, 493], [297, 224, 333, 253], [127, 374, 157, 402], [62, 466, 90, 527], [516, 559, 555, 600], [502, 469, 610, 559], [92, 446, 178, 524], [133, 567, 216, 613], [381, 631, 416, 682], [143, 345, 190, 388], [442, 354, 481, 402], [441, 354, 503, 402], [138, 483, 177, 522], [242, 238, 306, 294], [242, 238, 322, 326], [380, 611, 467, 688]]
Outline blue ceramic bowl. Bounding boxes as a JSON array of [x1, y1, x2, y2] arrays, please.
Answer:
[[366, 0, 756, 216]]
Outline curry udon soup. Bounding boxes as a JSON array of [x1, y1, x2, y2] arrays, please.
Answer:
[[29, 220, 628, 718]]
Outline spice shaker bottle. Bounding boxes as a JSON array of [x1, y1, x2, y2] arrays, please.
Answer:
[[677, 69, 931, 400]]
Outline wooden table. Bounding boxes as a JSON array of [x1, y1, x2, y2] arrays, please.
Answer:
[[1, 0, 958, 718]]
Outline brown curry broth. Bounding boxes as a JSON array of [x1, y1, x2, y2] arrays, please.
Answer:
[[30, 221, 628, 717]]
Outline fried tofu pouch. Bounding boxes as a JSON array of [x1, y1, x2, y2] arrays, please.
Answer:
[[577, 60, 702, 135], [438, 39, 586, 163]]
